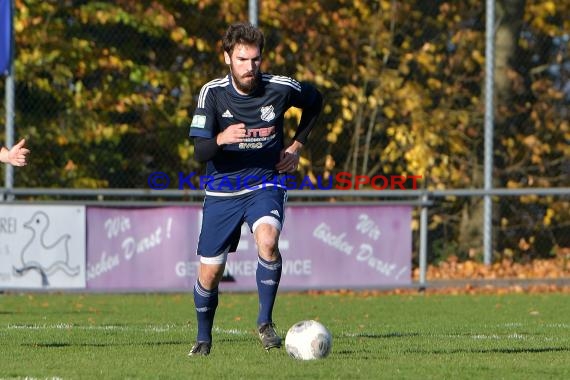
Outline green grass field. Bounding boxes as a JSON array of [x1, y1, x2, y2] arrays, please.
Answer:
[[0, 291, 569, 379]]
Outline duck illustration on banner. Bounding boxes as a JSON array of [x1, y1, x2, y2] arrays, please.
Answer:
[[13, 211, 80, 286]]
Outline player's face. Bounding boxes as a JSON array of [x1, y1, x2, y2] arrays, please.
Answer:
[[225, 43, 261, 95]]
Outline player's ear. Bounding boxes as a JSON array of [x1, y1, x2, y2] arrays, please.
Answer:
[[224, 51, 231, 65]]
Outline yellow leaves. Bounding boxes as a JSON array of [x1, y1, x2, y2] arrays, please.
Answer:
[[457, 111, 470, 127], [383, 106, 396, 120], [522, 135, 551, 165], [196, 38, 207, 52], [34, 78, 51, 92], [326, 119, 344, 144], [73, 81, 84, 108], [427, 78, 442, 90], [314, 73, 333, 88], [170, 27, 187, 43], [83, 123, 129, 145], [506, 180, 520, 189], [14, 19, 26, 33], [57, 136, 69, 146], [416, 44, 437, 73], [383, 70, 405, 91], [405, 144, 433, 173], [543, 1, 557, 14], [543, 208, 555, 226], [101, 126, 115, 140], [98, 52, 131, 70], [380, 0, 392, 12], [17, 47, 43, 65], [325, 154, 336, 170], [288, 41, 299, 54], [386, 124, 410, 145], [94, 10, 111, 24], [285, 107, 302, 123], [73, 177, 109, 189], [471, 50, 484, 65], [523, 135, 539, 147], [528, 1, 561, 35], [326, 132, 337, 144], [403, 95, 421, 114], [178, 141, 193, 161], [416, 52, 436, 73], [174, 109, 189, 127], [298, 155, 310, 167], [367, 96, 380, 108], [342, 108, 353, 121]]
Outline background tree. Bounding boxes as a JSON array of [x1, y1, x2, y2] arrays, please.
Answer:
[[1, 0, 568, 262]]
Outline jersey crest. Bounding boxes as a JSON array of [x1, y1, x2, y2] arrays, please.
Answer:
[[260, 105, 275, 122]]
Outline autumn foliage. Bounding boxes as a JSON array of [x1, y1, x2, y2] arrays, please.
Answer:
[[1, 0, 569, 264], [417, 249, 570, 281]]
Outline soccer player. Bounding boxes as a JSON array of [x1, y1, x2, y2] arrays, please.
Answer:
[[188, 22, 322, 356], [0, 138, 29, 166]]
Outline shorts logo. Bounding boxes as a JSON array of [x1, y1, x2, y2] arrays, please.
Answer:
[[260, 105, 275, 122], [270, 209, 280, 217], [191, 115, 206, 129]]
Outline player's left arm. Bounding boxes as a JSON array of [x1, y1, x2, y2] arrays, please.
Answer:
[[276, 83, 323, 172]]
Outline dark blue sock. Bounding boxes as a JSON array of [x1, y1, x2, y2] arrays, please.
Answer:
[[193, 280, 218, 343], [256, 255, 282, 326]]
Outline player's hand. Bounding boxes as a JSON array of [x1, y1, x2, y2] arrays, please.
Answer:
[[276, 146, 301, 173], [7, 139, 30, 167], [217, 123, 247, 145]]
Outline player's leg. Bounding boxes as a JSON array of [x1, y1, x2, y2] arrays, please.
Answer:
[[253, 222, 281, 326], [254, 223, 283, 350], [190, 196, 243, 356], [191, 260, 224, 352], [245, 188, 286, 350]]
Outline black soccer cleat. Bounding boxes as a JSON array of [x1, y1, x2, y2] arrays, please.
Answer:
[[258, 323, 282, 350], [188, 341, 211, 356]]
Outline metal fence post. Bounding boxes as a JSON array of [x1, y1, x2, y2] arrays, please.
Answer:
[[419, 192, 429, 290], [248, 0, 258, 27], [483, 0, 496, 265]]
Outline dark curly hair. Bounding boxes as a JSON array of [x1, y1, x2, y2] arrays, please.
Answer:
[[222, 22, 265, 56]]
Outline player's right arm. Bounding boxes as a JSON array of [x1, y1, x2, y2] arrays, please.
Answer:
[[194, 123, 247, 162], [189, 80, 222, 162], [189, 79, 248, 162]]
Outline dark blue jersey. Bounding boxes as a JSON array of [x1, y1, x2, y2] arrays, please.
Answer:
[[190, 73, 320, 195]]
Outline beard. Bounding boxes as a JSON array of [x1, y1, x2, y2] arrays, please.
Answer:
[[230, 69, 259, 94]]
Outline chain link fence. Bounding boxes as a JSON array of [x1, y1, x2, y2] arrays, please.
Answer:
[[1, 0, 569, 265]]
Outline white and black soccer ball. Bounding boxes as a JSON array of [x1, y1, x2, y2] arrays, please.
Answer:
[[285, 320, 332, 360]]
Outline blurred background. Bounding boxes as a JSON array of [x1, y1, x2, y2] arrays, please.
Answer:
[[1, 0, 569, 272]]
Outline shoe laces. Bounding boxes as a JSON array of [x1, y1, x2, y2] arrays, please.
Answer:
[[259, 323, 277, 336]]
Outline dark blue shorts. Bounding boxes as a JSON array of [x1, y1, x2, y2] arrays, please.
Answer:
[[196, 187, 287, 259]]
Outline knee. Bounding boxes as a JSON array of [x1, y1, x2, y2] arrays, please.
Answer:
[[257, 235, 278, 256], [199, 263, 225, 289], [255, 226, 280, 260]]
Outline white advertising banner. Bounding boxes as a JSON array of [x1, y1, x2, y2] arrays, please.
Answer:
[[0, 205, 86, 289]]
